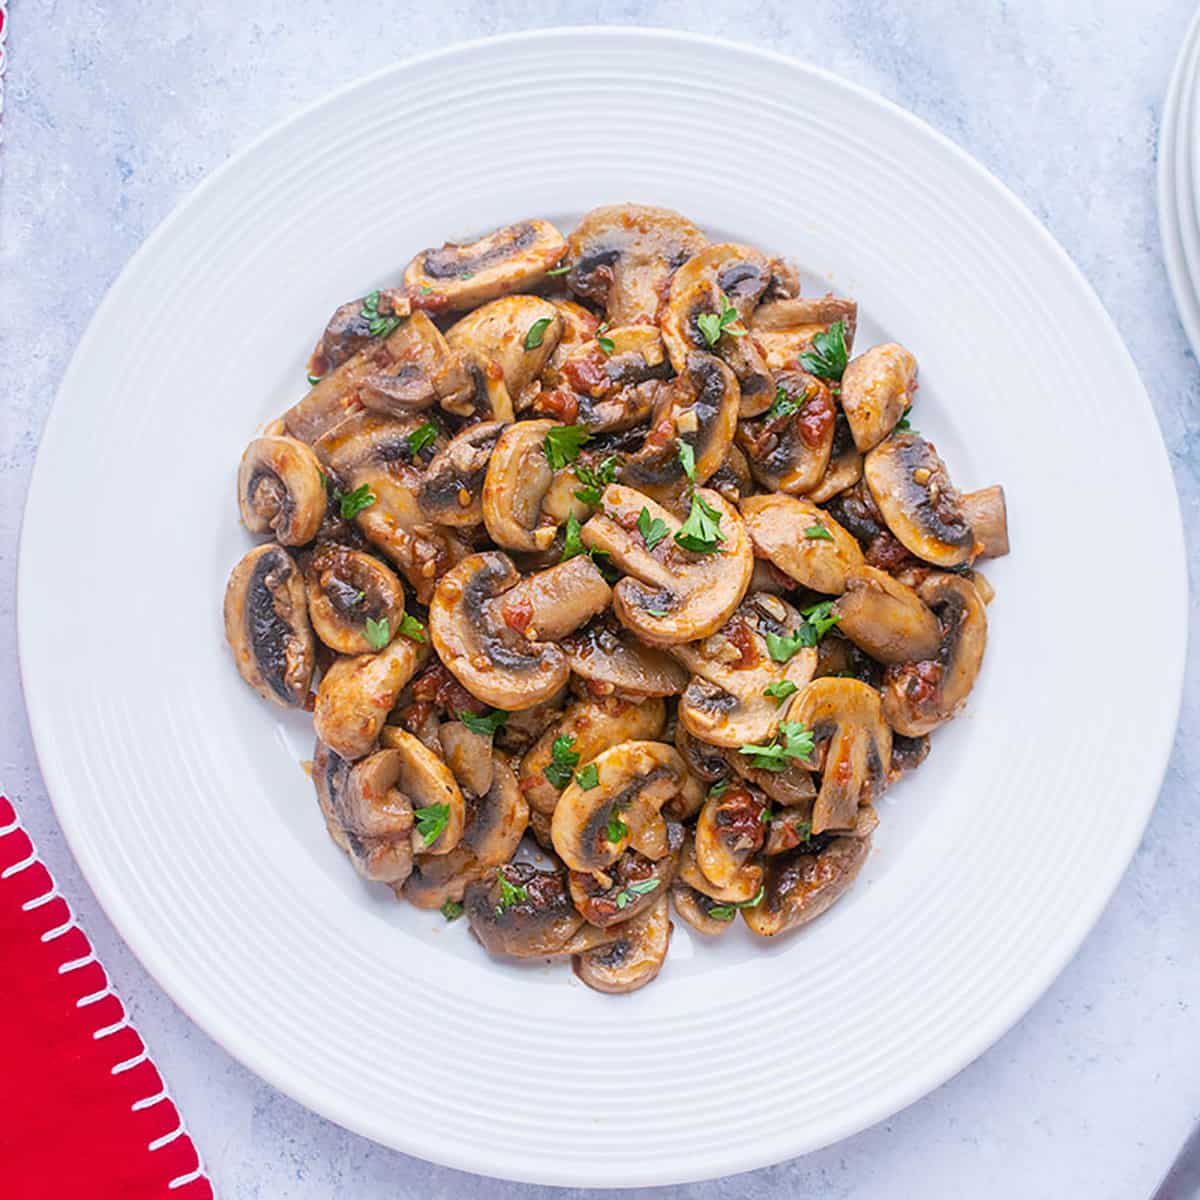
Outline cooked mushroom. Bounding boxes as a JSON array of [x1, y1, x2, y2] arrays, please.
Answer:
[[864, 432, 975, 566], [888, 733, 931, 784], [566, 204, 708, 325], [672, 593, 817, 748], [749, 295, 858, 371], [304, 544, 406, 655], [562, 616, 689, 701], [705, 443, 753, 505], [742, 830, 871, 936], [660, 243, 774, 415], [882, 573, 988, 736], [550, 740, 699, 875], [620, 353, 740, 502], [675, 826, 759, 904], [670, 880, 737, 936], [673, 724, 731, 784], [573, 893, 672, 994], [962, 485, 1010, 559], [581, 484, 753, 646], [840, 343, 917, 452], [740, 493, 864, 594], [224, 543, 314, 707], [403, 219, 568, 311], [693, 782, 767, 898], [568, 826, 681, 928], [237, 436, 326, 545], [807, 412, 864, 504], [464, 862, 617, 958], [736, 371, 837, 494], [437, 720, 496, 797], [724, 745, 817, 809], [372, 726, 466, 854], [833, 565, 942, 664], [309, 291, 410, 376], [429, 552, 609, 711], [787, 677, 891, 834], [418, 421, 506, 527], [313, 635, 427, 761]]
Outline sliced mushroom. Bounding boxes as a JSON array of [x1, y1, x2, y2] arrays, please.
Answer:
[[437, 720, 495, 797], [670, 880, 736, 936], [888, 732, 931, 784], [313, 635, 427, 761], [573, 893, 672, 994], [492, 686, 570, 755], [882, 573, 988, 736], [743, 832, 871, 936], [841, 343, 917, 452], [675, 826, 759, 904], [520, 695, 667, 816], [238, 436, 326, 545], [736, 371, 836, 494], [304, 547, 403, 655], [787, 677, 891, 834], [224, 543, 314, 707], [674, 724, 731, 784], [749, 296, 858, 371], [962, 485, 1010, 559], [694, 782, 767, 898], [310, 291, 410, 376], [807, 412, 863, 503], [418, 421, 506, 527], [403, 219, 568, 311], [725, 746, 817, 809], [833, 565, 942, 664], [864, 432, 975, 566], [429, 552, 608, 711], [568, 826, 681, 928], [705, 443, 753, 505], [566, 204, 708, 325], [581, 484, 753, 646], [740, 493, 864, 594], [620, 353, 740, 502], [672, 593, 817, 748], [661, 243, 774, 414], [373, 726, 466, 854], [551, 740, 697, 875], [562, 616, 689, 701]]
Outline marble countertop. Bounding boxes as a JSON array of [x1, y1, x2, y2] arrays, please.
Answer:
[[2, 2, 1198, 1197]]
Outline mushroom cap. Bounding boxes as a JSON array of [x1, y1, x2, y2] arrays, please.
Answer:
[[374, 726, 467, 855], [705, 443, 753, 506], [582, 484, 753, 647], [312, 634, 427, 761], [445, 295, 563, 406], [223, 543, 314, 707], [358, 311, 474, 418], [672, 592, 817, 749], [740, 493, 864, 594], [882, 572, 988, 736], [864, 432, 975, 566], [736, 371, 837, 495], [693, 782, 768, 895], [238, 436, 326, 545], [572, 893, 672, 994], [840, 342, 917, 453], [676, 826, 760, 904], [833, 564, 942, 664], [562, 617, 689, 700], [787, 677, 892, 834], [482, 419, 565, 552], [748, 296, 859, 371], [673, 723, 731, 785], [304, 544, 406, 655], [962, 485, 1009, 559], [565, 203, 708, 325], [568, 824, 681, 928], [403, 219, 568, 311], [418, 420, 507, 527], [550, 739, 695, 874]]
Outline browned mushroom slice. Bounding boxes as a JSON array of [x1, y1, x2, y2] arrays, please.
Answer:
[[864, 432, 975, 567], [674, 724, 731, 785], [962, 485, 1010, 559], [740, 493, 864, 594], [573, 893, 672, 994], [787, 677, 891, 834], [693, 783, 768, 898], [736, 371, 837, 494], [568, 825, 681, 928], [671, 592, 817, 749], [464, 862, 617, 959], [882, 573, 988, 736], [429, 552, 609, 711], [417, 421, 506, 528], [238, 436, 326, 546], [705, 444, 753, 505], [675, 826, 760, 905], [660, 243, 775, 415], [833, 565, 942, 664], [370, 726, 467, 855], [403, 219, 568, 311], [582, 484, 753, 647], [224, 543, 314, 707], [807, 412, 864, 504], [437, 720, 496, 797], [313, 635, 427, 761], [888, 733, 931, 784], [743, 831, 871, 936], [304, 544, 406, 655], [309, 291, 411, 376], [621, 353, 740, 503], [841, 343, 917, 452], [562, 617, 688, 701], [670, 880, 736, 936], [724, 745, 818, 809], [749, 296, 858, 371], [565, 204, 708, 325]]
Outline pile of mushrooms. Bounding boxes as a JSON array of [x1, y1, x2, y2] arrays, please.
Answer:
[[224, 204, 1009, 994]]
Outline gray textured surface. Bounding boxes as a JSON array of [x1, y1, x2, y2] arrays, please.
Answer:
[[2, 3, 1198, 1197]]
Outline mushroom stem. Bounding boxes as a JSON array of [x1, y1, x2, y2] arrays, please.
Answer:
[[497, 556, 612, 642], [962, 485, 1010, 559]]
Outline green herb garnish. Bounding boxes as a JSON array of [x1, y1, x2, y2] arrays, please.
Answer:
[[606, 810, 628, 842], [573, 455, 619, 505], [306, 372, 324, 387], [524, 317, 553, 350], [406, 421, 438, 456], [414, 802, 450, 847], [440, 899, 464, 921], [894, 404, 913, 432], [338, 483, 376, 520], [805, 524, 833, 541], [545, 263, 571, 277], [458, 708, 509, 736], [575, 763, 600, 790], [738, 721, 815, 771], [764, 679, 798, 703], [767, 386, 800, 419], [360, 289, 401, 340], [801, 599, 841, 639], [495, 869, 528, 914], [544, 424, 592, 469], [637, 506, 669, 551], [543, 734, 581, 790], [674, 493, 725, 554], [364, 616, 390, 650], [798, 320, 848, 380], [707, 885, 765, 921], [708, 780, 731, 800], [677, 440, 696, 481], [560, 513, 588, 562], [597, 334, 615, 355], [614, 878, 660, 909], [397, 613, 426, 642], [696, 294, 746, 347]]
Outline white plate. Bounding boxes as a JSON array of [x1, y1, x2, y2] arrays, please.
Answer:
[[18, 28, 1186, 1187]]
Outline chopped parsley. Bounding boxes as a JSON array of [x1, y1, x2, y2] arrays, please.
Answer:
[[575, 763, 600, 790], [419, 284, 434, 295], [805, 523, 833, 541], [614, 878, 660, 908], [606, 809, 628, 842], [765, 600, 841, 660], [798, 320, 848, 380], [363, 616, 390, 650], [458, 708, 509, 736], [524, 316, 553, 350], [792, 819, 813, 843], [708, 780, 731, 800], [560, 513, 588, 562], [674, 492, 725, 554], [306, 372, 325, 387], [767, 386, 801, 419], [545, 263, 571, 277], [708, 885, 765, 922], [597, 333, 615, 355], [440, 899, 464, 921], [637, 506, 670, 551], [361, 289, 401, 340], [801, 599, 841, 639], [738, 721, 815, 771], [573, 455, 619, 505], [543, 423, 592, 469], [543, 734, 580, 790], [495, 869, 528, 914], [337, 483, 376, 520], [895, 404, 914, 432], [397, 613, 426, 642], [764, 678, 798, 703], [696, 294, 747, 347], [677, 440, 696, 481], [406, 422, 438, 456], [414, 802, 450, 847], [644, 606, 670, 618]]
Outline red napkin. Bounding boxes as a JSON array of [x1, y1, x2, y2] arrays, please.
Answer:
[[0, 794, 214, 1198]]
